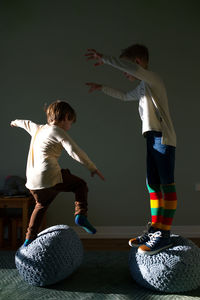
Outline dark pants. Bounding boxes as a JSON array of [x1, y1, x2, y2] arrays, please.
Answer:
[[26, 169, 88, 240], [146, 131, 176, 185]]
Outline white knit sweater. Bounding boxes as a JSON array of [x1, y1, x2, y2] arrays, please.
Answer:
[[12, 120, 97, 190], [102, 55, 176, 147]]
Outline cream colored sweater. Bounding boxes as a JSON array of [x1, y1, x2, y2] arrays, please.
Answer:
[[12, 120, 97, 190], [102, 55, 176, 147]]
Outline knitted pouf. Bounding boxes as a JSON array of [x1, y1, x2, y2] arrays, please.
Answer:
[[15, 225, 83, 286], [129, 235, 200, 293]]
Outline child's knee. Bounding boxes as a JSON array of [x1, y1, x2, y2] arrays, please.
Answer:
[[79, 179, 88, 192], [146, 183, 161, 193], [35, 202, 49, 210]]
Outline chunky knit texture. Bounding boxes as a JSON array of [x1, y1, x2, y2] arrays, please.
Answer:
[[129, 235, 200, 293], [15, 225, 83, 286]]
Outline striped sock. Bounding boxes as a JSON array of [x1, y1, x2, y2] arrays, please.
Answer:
[[147, 183, 163, 230], [161, 183, 177, 231]]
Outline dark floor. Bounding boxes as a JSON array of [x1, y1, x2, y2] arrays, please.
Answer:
[[81, 238, 200, 251], [0, 238, 199, 251]]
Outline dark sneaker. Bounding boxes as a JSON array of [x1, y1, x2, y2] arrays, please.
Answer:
[[128, 223, 156, 247], [138, 230, 172, 255]]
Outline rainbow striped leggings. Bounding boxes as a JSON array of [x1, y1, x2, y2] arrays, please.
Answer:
[[146, 131, 177, 231]]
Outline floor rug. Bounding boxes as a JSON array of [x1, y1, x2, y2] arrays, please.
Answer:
[[0, 250, 200, 299]]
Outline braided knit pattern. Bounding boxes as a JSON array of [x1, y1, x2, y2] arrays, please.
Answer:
[[15, 225, 83, 286], [129, 235, 200, 293]]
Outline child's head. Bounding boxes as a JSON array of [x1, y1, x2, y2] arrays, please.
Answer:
[[46, 100, 76, 130], [120, 44, 149, 69]]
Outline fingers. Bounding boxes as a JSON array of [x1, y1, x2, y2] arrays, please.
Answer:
[[85, 83, 94, 93], [86, 49, 98, 56], [96, 170, 105, 181], [85, 55, 102, 64], [99, 173, 105, 181], [85, 56, 95, 60], [94, 61, 104, 66], [85, 49, 97, 59], [91, 170, 105, 181], [85, 82, 102, 93], [85, 49, 103, 64]]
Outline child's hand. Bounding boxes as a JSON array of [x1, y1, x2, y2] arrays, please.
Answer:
[[85, 49, 104, 66], [10, 121, 16, 127], [91, 169, 105, 181], [85, 82, 102, 93]]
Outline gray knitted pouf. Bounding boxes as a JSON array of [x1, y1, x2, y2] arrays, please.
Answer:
[[15, 225, 83, 286], [129, 235, 200, 293]]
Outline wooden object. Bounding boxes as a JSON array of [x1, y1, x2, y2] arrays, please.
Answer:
[[0, 195, 45, 249]]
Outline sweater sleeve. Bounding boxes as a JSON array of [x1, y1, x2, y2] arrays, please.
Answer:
[[59, 132, 97, 172], [102, 85, 139, 101], [11, 120, 40, 136], [102, 55, 158, 87]]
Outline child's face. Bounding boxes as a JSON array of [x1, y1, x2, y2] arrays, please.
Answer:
[[123, 56, 148, 82], [136, 58, 148, 69]]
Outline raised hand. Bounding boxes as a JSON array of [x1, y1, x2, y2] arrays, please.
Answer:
[[10, 121, 16, 127], [85, 82, 102, 93], [85, 49, 104, 66], [91, 169, 105, 181]]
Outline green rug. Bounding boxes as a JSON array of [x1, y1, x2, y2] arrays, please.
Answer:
[[0, 250, 200, 300]]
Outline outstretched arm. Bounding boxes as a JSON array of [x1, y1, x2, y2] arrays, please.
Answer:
[[85, 49, 158, 86], [10, 120, 40, 136], [60, 132, 105, 181], [85, 82, 139, 102]]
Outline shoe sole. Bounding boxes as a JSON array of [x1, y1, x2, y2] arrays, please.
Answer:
[[82, 226, 96, 234], [129, 238, 151, 248], [128, 240, 142, 248], [138, 243, 173, 255], [128, 242, 140, 248]]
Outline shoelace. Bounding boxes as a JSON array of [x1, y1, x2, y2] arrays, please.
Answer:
[[138, 222, 153, 242], [146, 231, 162, 247], [138, 232, 149, 242], [140, 232, 154, 241]]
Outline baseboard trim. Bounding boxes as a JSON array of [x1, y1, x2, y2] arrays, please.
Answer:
[[72, 225, 200, 239]]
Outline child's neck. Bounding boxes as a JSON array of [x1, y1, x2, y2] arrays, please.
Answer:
[[49, 121, 65, 130]]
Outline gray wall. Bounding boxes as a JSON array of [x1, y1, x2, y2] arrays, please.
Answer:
[[1, 0, 200, 227]]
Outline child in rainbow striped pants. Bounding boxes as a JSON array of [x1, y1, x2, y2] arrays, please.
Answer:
[[85, 44, 177, 255], [134, 130, 177, 255]]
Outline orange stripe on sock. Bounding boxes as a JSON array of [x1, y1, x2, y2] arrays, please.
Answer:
[[164, 200, 177, 210], [161, 224, 171, 231]]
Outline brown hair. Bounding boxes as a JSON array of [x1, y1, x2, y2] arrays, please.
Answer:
[[120, 44, 149, 62], [45, 100, 76, 124]]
